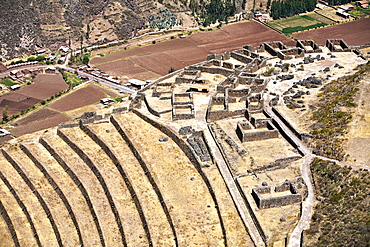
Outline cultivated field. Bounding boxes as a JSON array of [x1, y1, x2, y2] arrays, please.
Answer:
[[2, 83, 120, 139], [48, 84, 118, 112], [292, 17, 370, 46], [268, 13, 335, 34], [11, 108, 71, 137], [0, 73, 67, 116], [91, 20, 295, 81]]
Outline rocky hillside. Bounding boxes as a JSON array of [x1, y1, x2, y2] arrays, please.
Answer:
[[0, 0, 252, 60], [0, 0, 162, 59]]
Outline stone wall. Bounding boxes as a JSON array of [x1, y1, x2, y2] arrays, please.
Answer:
[[326, 39, 350, 52], [172, 92, 193, 106], [216, 76, 239, 93], [236, 121, 279, 142], [296, 40, 322, 53], [277, 48, 305, 60], [186, 65, 234, 77], [175, 70, 201, 84], [172, 104, 195, 121], [230, 51, 253, 64]]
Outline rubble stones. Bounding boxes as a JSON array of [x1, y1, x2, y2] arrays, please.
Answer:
[[179, 126, 195, 135], [158, 136, 169, 142]]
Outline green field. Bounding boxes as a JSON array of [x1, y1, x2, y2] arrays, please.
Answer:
[[268, 13, 335, 34], [0, 78, 19, 86]]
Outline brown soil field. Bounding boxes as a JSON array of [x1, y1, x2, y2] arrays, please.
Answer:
[[25, 73, 68, 99], [97, 59, 148, 77], [49, 84, 119, 112], [0, 73, 68, 116], [292, 18, 370, 46], [91, 21, 295, 80], [131, 53, 187, 75], [11, 108, 70, 137]]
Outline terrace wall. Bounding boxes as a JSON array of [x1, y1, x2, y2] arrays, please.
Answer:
[[230, 52, 253, 64], [186, 65, 234, 77]]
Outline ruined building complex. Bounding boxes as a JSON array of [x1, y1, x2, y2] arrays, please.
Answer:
[[0, 38, 365, 247]]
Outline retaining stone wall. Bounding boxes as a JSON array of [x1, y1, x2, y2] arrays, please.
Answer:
[[0, 200, 19, 246], [110, 115, 179, 245], [271, 107, 302, 140], [79, 123, 154, 245], [230, 52, 253, 64], [186, 65, 234, 77]]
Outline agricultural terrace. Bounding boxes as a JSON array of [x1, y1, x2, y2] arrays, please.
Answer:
[[268, 13, 335, 34]]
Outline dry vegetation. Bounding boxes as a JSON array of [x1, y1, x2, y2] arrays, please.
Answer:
[[304, 158, 370, 247], [309, 62, 370, 160]]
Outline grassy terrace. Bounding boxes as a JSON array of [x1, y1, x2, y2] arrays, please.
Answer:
[[304, 158, 370, 246], [115, 112, 224, 246], [268, 13, 334, 34], [23, 142, 101, 246], [87, 121, 176, 246]]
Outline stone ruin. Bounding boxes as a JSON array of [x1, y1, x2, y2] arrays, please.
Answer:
[[326, 39, 350, 52], [252, 180, 302, 209], [296, 40, 322, 53], [236, 118, 279, 142]]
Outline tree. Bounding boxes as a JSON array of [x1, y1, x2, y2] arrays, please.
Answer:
[[82, 55, 90, 65], [168, 67, 175, 73], [2, 105, 8, 122]]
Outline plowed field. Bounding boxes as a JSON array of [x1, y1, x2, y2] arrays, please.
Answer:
[[91, 20, 295, 80], [292, 18, 370, 46]]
